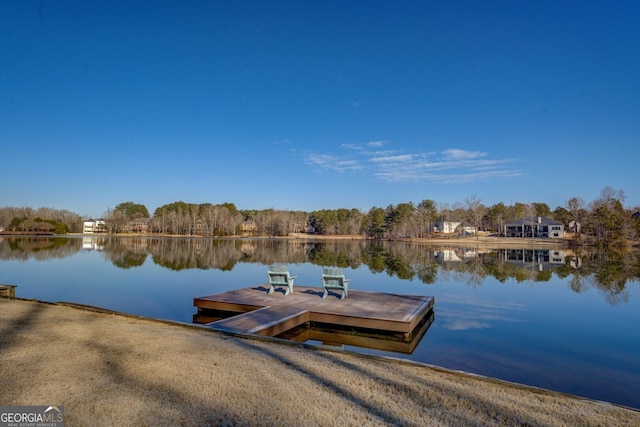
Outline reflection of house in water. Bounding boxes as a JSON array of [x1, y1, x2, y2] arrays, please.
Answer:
[[82, 236, 106, 250], [502, 249, 566, 271], [239, 241, 256, 255], [434, 248, 478, 262], [568, 255, 582, 269], [82, 236, 148, 251]]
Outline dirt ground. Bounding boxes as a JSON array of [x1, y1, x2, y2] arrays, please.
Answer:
[[1, 298, 638, 426]]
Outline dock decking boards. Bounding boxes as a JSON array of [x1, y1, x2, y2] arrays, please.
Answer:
[[194, 285, 434, 352]]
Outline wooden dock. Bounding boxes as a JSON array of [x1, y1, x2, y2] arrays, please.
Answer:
[[194, 285, 435, 353]]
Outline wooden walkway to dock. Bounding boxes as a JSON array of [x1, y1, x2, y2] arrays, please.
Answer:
[[194, 285, 435, 349]]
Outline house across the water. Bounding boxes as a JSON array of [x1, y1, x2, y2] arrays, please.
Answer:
[[504, 216, 564, 238], [82, 219, 107, 234]]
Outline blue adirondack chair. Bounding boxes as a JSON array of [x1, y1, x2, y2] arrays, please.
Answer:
[[267, 265, 296, 295], [321, 268, 350, 299]]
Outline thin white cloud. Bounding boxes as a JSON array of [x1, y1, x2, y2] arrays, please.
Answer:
[[304, 144, 522, 182], [365, 149, 399, 157], [304, 153, 362, 172], [342, 141, 387, 152], [442, 148, 486, 160], [437, 295, 524, 331], [367, 140, 386, 147], [438, 294, 525, 311], [444, 319, 491, 331], [370, 154, 415, 163], [372, 148, 521, 183]]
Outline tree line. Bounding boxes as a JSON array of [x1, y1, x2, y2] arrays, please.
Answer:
[[0, 206, 82, 234], [1, 186, 639, 246]]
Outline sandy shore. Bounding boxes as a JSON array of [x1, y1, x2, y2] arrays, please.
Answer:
[[287, 233, 574, 247], [1, 298, 638, 426]]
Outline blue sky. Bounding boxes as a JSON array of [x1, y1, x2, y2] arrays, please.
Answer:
[[1, 1, 639, 218]]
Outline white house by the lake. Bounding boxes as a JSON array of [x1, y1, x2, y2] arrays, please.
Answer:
[[83, 219, 106, 234], [434, 220, 476, 236], [434, 220, 461, 234]]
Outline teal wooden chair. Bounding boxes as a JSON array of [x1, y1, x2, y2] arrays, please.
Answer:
[[267, 265, 297, 295], [321, 268, 350, 299]]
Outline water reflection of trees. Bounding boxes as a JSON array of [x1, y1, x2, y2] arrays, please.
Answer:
[[147, 238, 247, 271], [100, 238, 148, 269], [1, 237, 639, 303], [0, 236, 81, 260], [146, 238, 314, 271], [555, 248, 638, 305]]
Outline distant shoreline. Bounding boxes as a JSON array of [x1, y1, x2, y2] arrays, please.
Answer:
[[4, 231, 578, 248]]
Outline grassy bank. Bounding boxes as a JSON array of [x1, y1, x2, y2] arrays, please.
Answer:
[[1, 298, 638, 426]]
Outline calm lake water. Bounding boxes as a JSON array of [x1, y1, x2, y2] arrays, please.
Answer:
[[1, 236, 639, 409]]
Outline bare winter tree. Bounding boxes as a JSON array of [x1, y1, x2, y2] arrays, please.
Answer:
[[464, 195, 486, 240]]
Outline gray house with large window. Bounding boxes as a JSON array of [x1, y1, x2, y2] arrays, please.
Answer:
[[504, 216, 564, 238]]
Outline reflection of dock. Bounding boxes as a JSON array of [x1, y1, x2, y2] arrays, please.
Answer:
[[281, 310, 434, 354], [0, 284, 17, 298], [194, 286, 434, 353]]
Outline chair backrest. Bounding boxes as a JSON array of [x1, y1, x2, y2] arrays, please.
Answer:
[[323, 268, 343, 276], [268, 265, 290, 285], [322, 268, 345, 287], [269, 265, 288, 273]]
